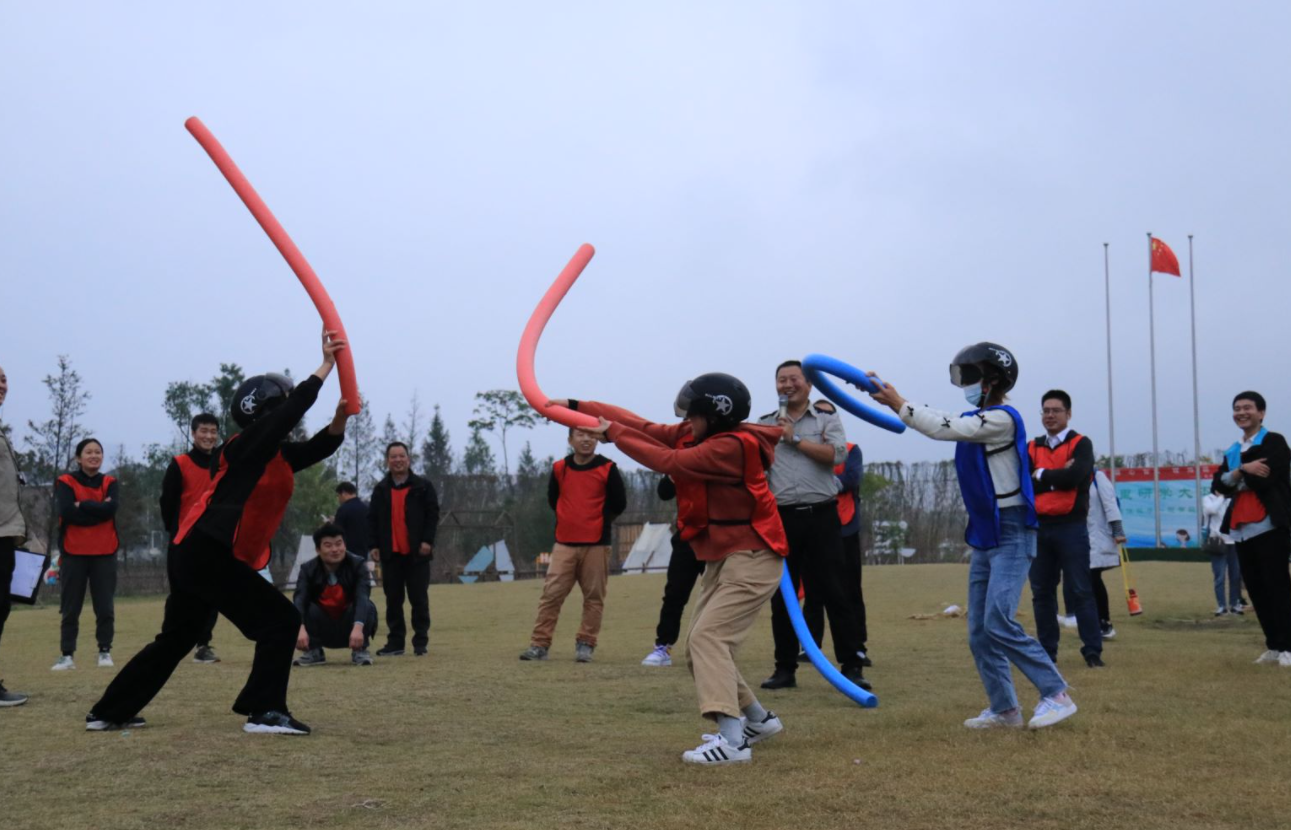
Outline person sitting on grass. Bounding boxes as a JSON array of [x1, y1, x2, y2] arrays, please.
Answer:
[[294, 523, 377, 667]]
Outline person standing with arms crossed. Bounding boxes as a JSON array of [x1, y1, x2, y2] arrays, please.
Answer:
[[367, 442, 439, 657], [159, 413, 223, 664]]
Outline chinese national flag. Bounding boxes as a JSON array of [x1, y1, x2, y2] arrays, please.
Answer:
[[1150, 237, 1181, 277]]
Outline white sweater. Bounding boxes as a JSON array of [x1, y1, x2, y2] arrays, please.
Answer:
[[899, 403, 1023, 508]]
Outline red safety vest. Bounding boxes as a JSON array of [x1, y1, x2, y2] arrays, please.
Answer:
[[1028, 432, 1085, 516], [174, 453, 213, 531], [834, 442, 857, 526], [58, 474, 119, 555], [553, 457, 613, 544], [673, 430, 789, 556]]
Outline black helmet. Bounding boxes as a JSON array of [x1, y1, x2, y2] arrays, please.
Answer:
[[673, 373, 751, 430], [949, 342, 1018, 393], [231, 373, 294, 429]]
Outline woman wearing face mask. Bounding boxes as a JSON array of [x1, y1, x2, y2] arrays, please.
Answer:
[[868, 343, 1076, 730], [52, 438, 120, 671]]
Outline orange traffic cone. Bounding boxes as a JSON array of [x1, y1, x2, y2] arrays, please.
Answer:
[[1126, 588, 1144, 616]]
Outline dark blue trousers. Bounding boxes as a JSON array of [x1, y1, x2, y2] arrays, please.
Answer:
[[1029, 521, 1102, 660]]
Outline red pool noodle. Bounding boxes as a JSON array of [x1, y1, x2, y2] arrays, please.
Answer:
[[517, 244, 599, 429], [184, 117, 360, 416]]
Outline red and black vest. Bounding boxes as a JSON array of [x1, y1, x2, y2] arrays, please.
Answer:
[[672, 434, 699, 534], [1028, 432, 1086, 516], [174, 453, 214, 531], [834, 442, 858, 526], [58, 473, 119, 555], [553, 457, 614, 544], [673, 430, 789, 556]]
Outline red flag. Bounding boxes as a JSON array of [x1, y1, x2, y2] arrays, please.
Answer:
[[1150, 237, 1181, 277]]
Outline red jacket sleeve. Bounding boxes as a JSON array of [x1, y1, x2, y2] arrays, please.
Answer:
[[578, 401, 689, 447], [606, 422, 744, 483]]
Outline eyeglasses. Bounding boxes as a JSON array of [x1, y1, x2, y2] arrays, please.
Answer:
[[1040, 408, 1068, 415]]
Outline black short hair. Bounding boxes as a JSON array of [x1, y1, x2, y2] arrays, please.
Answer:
[[1041, 390, 1072, 410], [385, 441, 410, 457], [190, 413, 219, 432], [1233, 391, 1266, 412], [74, 437, 103, 457], [312, 522, 346, 549], [812, 399, 837, 414], [775, 360, 804, 377], [335, 481, 358, 496]]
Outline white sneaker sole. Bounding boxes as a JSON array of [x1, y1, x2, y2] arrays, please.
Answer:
[[243, 723, 309, 735], [0, 697, 29, 708], [641, 657, 672, 667], [51, 662, 75, 671], [682, 751, 751, 765], [86, 720, 146, 731], [1029, 704, 1078, 729], [964, 718, 1023, 729]]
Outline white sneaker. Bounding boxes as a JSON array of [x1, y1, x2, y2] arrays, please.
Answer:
[[51, 656, 75, 671], [681, 733, 751, 765], [97, 651, 114, 668], [964, 707, 1024, 729], [1255, 650, 1281, 665], [641, 644, 672, 667], [1101, 626, 1117, 640], [1028, 695, 1078, 729], [1278, 652, 1291, 668], [1058, 615, 1078, 630], [742, 711, 784, 745]]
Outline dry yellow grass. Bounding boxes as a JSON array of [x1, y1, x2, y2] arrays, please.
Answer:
[[1, 561, 1288, 830]]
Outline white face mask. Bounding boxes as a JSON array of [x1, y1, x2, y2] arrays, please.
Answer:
[[963, 383, 985, 407]]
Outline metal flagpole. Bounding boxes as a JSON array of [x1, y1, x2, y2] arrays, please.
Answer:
[[1104, 242, 1117, 484], [1148, 232, 1162, 547], [1188, 234, 1203, 546]]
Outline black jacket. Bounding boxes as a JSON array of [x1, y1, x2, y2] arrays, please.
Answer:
[[1031, 433, 1095, 524], [1211, 430, 1291, 534], [334, 496, 369, 556], [293, 552, 374, 624], [367, 472, 440, 557]]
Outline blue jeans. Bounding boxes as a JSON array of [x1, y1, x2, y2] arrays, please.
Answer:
[[1210, 545, 1242, 609], [967, 507, 1067, 713], [1030, 522, 1103, 660]]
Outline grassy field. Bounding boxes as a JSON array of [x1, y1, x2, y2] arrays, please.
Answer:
[[2, 561, 1289, 830]]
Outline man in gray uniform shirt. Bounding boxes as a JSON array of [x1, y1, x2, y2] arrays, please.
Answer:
[[758, 360, 869, 690]]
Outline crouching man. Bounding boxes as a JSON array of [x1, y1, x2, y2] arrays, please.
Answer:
[[294, 523, 378, 667]]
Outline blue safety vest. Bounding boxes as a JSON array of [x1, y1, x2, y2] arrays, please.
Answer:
[[953, 405, 1037, 550]]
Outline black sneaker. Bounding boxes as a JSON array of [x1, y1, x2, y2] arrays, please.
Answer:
[[414, 647, 428, 657], [841, 664, 873, 691], [760, 670, 797, 690], [1085, 654, 1106, 668], [0, 680, 28, 708], [856, 649, 873, 668], [376, 645, 405, 657], [193, 645, 220, 664], [243, 711, 311, 735], [86, 712, 147, 731], [795, 650, 809, 664]]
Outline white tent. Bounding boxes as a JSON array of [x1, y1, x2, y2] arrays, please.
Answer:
[[493, 540, 514, 582], [285, 535, 315, 590], [460, 544, 494, 584], [621, 523, 674, 574]]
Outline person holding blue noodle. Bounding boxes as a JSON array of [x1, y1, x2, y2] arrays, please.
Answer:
[[866, 343, 1078, 729]]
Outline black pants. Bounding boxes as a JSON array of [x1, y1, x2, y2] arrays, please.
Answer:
[[1236, 527, 1291, 652], [59, 553, 116, 655], [1062, 566, 1114, 627], [164, 545, 218, 648], [1030, 521, 1102, 660], [654, 533, 705, 646], [91, 532, 300, 722], [303, 602, 378, 650], [770, 503, 861, 673], [805, 531, 868, 652], [381, 554, 430, 650], [0, 538, 13, 649]]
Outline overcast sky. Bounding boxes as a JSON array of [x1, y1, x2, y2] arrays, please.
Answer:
[[2, 2, 1288, 474]]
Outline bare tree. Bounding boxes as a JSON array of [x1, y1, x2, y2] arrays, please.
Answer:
[[25, 354, 92, 547], [468, 389, 538, 485], [402, 391, 423, 451]]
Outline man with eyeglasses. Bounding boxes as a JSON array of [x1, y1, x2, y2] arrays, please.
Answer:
[[1027, 390, 1103, 668]]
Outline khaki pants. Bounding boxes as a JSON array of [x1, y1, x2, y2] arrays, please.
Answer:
[[685, 548, 783, 719], [529, 543, 610, 648]]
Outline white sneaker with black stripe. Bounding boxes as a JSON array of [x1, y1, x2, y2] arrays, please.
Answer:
[[742, 711, 783, 745], [243, 711, 311, 735], [86, 713, 147, 731], [681, 733, 751, 765]]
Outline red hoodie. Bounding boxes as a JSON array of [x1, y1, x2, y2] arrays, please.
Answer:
[[578, 401, 784, 561]]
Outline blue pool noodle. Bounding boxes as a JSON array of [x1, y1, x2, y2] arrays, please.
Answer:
[[801, 353, 906, 434], [779, 564, 878, 708]]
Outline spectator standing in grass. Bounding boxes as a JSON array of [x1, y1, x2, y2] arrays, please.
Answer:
[[1210, 391, 1291, 667], [293, 523, 377, 667], [332, 481, 368, 556], [159, 413, 223, 664], [1202, 488, 1246, 616], [869, 343, 1077, 730], [0, 364, 32, 707], [1082, 469, 1125, 640], [520, 427, 626, 663], [52, 437, 120, 671], [640, 474, 705, 667]]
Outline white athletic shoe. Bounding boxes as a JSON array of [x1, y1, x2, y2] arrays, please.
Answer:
[[51, 656, 75, 671], [1255, 650, 1281, 665], [641, 644, 672, 667], [1278, 652, 1291, 668], [964, 708, 1024, 729], [1101, 626, 1117, 641], [1028, 695, 1078, 729], [681, 733, 751, 765], [97, 651, 113, 668], [1058, 615, 1078, 630], [742, 711, 784, 745]]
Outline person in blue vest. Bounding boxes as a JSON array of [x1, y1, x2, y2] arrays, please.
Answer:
[[868, 342, 1076, 729]]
